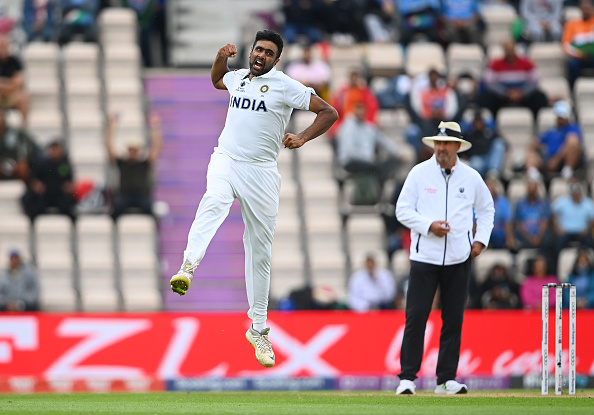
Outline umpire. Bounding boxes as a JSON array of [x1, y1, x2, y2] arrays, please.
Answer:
[[395, 121, 494, 395]]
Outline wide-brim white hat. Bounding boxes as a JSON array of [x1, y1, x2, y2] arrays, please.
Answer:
[[421, 121, 472, 153]]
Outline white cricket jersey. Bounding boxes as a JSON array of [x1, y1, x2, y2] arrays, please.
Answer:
[[218, 67, 314, 163]]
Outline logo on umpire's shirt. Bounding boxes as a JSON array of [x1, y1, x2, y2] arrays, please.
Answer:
[[260, 85, 269, 93], [456, 187, 467, 199], [459, 187, 464, 193]]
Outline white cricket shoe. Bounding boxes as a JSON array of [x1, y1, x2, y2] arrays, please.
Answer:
[[396, 379, 416, 395], [434, 380, 468, 395], [245, 326, 275, 367], [170, 260, 197, 296]]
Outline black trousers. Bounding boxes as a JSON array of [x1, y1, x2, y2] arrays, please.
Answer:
[[399, 258, 471, 385]]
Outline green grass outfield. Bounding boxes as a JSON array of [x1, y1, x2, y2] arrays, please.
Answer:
[[0, 390, 593, 415]]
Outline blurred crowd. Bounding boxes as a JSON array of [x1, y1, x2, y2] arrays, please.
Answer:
[[275, 0, 594, 312], [0, 1, 165, 226]]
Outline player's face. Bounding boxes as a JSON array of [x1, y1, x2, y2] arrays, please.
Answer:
[[249, 40, 280, 77], [434, 140, 460, 167]]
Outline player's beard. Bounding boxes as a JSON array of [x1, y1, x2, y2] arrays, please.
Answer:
[[249, 57, 274, 77]]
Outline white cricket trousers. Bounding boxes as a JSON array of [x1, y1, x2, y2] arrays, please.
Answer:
[[183, 152, 280, 326]]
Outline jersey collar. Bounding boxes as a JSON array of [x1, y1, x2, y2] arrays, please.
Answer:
[[253, 67, 277, 79]]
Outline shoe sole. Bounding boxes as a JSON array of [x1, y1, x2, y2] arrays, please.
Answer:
[[396, 389, 415, 395], [245, 331, 275, 368], [170, 274, 191, 296]]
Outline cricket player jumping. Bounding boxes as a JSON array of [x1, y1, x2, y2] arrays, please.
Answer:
[[170, 30, 338, 367]]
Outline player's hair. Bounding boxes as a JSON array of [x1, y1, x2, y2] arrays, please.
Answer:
[[252, 30, 283, 59]]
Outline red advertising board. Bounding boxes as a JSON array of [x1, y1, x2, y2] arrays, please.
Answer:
[[0, 311, 592, 385]]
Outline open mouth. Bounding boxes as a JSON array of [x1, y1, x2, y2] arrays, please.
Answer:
[[253, 58, 264, 71]]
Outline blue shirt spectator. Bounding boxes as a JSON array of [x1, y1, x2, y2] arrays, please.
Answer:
[[23, 0, 57, 42], [486, 177, 513, 249], [442, 0, 478, 20], [552, 191, 594, 234], [513, 179, 550, 250], [552, 181, 594, 258], [540, 122, 582, 159], [397, 0, 441, 45], [564, 248, 594, 309]]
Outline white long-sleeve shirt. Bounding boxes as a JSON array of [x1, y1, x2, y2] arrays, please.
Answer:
[[396, 155, 494, 266], [347, 268, 396, 312]]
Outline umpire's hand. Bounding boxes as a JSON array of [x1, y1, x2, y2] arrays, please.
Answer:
[[470, 241, 485, 259], [430, 221, 450, 237]]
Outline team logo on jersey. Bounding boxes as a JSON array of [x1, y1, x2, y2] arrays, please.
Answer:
[[260, 85, 269, 93], [229, 96, 268, 112]]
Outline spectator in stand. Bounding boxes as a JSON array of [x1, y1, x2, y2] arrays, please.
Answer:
[[105, 112, 162, 220], [486, 176, 514, 250], [0, 34, 29, 125], [285, 44, 331, 101], [57, 0, 100, 45], [21, 140, 76, 222], [552, 180, 594, 256], [477, 38, 548, 119], [459, 109, 506, 178], [363, 0, 397, 43], [23, 0, 58, 42], [0, 110, 39, 182], [322, 0, 369, 43], [121, 0, 159, 67], [329, 69, 379, 139], [513, 177, 551, 251], [0, 249, 40, 312], [526, 100, 584, 180], [440, 0, 484, 46], [563, 0, 594, 90], [520, 255, 558, 309], [564, 248, 594, 309], [405, 68, 462, 162], [397, 0, 441, 46], [335, 101, 400, 187], [374, 71, 411, 110], [516, 0, 563, 44], [347, 253, 396, 312], [282, 0, 324, 44], [478, 263, 521, 309]]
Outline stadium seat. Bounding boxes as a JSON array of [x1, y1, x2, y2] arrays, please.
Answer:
[[536, 107, 557, 134], [63, 42, 100, 80], [99, 7, 138, 46], [0, 213, 31, 269], [515, 248, 539, 283], [328, 44, 365, 69], [103, 44, 142, 81], [528, 43, 566, 80], [405, 43, 446, 77], [497, 107, 534, 151], [346, 215, 385, 258], [480, 3, 518, 46], [121, 267, 162, 311], [65, 79, 102, 113], [26, 76, 60, 112], [447, 43, 485, 80], [366, 43, 404, 78], [558, 247, 579, 282], [539, 77, 571, 104], [34, 215, 77, 311], [0, 180, 26, 216], [549, 177, 570, 202], [506, 177, 546, 206], [28, 109, 64, 146], [473, 249, 514, 284], [23, 42, 59, 81]]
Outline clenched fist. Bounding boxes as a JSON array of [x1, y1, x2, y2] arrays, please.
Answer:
[[218, 44, 237, 59]]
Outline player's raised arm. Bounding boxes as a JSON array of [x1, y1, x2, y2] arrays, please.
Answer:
[[282, 95, 338, 149], [211, 44, 237, 90]]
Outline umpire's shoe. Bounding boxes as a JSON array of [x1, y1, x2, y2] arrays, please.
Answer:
[[396, 379, 416, 395], [434, 380, 468, 395]]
